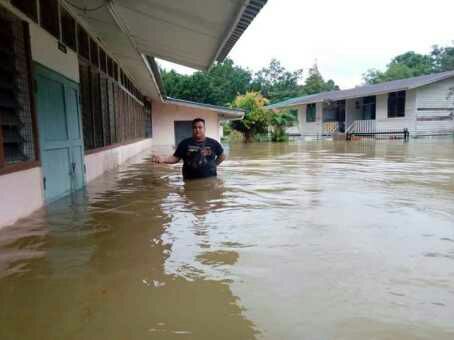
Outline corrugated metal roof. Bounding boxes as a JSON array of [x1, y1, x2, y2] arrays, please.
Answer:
[[216, 0, 268, 62], [267, 70, 454, 110]]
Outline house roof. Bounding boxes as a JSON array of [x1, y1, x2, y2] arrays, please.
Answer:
[[165, 97, 245, 120], [66, 0, 267, 100], [266, 70, 454, 110]]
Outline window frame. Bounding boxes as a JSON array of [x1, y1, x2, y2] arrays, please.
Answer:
[[388, 91, 406, 118], [306, 103, 317, 123], [39, 0, 60, 39]]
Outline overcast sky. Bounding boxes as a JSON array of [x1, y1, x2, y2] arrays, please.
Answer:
[[158, 0, 454, 89]]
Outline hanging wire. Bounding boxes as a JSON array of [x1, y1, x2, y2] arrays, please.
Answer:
[[63, 0, 108, 13]]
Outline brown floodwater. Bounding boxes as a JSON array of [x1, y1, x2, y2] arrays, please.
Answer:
[[1, 138, 454, 340]]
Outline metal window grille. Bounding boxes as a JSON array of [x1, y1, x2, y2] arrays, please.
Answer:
[[0, 10, 36, 166], [77, 24, 89, 60], [61, 7, 76, 51], [99, 48, 107, 74], [89, 38, 99, 68], [79, 60, 94, 149], [11, 0, 38, 22], [39, 0, 60, 39]]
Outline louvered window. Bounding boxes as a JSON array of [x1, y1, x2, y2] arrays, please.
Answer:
[[0, 12, 36, 169]]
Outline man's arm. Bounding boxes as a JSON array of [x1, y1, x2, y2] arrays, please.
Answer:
[[152, 154, 180, 164], [215, 153, 225, 166]]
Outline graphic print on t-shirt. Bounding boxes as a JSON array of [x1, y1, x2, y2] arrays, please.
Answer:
[[186, 145, 212, 169], [174, 137, 224, 179]]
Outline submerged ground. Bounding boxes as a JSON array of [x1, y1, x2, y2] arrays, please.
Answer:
[[0, 138, 454, 340]]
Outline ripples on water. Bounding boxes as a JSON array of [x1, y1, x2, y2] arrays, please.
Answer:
[[1, 139, 454, 340]]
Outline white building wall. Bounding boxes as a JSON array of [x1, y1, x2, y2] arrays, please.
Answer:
[[0, 167, 45, 228], [84, 139, 153, 183], [375, 90, 417, 133], [29, 24, 79, 82], [297, 103, 323, 137], [152, 101, 221, 148], [415, 78, 454, 135]]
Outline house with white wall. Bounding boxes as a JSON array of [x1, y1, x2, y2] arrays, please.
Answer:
[[267, 71, 454, 138], [0, 0, 266, 228]]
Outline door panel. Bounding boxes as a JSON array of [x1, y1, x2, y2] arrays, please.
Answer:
[[35, 64, 85, 203], [174, 121, 193, 145], [71, 145, 85, 191], [41, 148, 72, 200], [66, 87, 82, 140]]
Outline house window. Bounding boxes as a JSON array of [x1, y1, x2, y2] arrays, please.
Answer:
[[0, 13, 37, 171], [89, 38, 99, 68], [99, 48, 107, 73], [61, 7, 76, 51], [388, 91, 406, 118], [362, 96, 376, 120], [39, 0, 60, 39], [77, 24, 89, 60], [306, 103, 316, 122], [11, 0, 38, 22]]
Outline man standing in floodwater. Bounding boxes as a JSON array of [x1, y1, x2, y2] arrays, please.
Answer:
[[152, 118, 225, 180]]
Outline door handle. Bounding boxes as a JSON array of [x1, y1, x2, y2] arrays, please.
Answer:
[[71, 162, 76, 176]]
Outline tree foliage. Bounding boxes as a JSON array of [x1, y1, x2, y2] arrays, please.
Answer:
[[302, 64, 339, 95], [363, 44, 454, 84], [161, 58, 339, 106], [270, 110, 297, 142], [250, 59, 303, 103], [161, 59, 251, 106], [230, 92, 271, 142]]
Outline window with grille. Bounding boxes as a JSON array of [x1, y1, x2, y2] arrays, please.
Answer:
[[61, 7, 76, 51], [0, 12, 36, 169], [77, 24, 89, 60], [89, 38, 99, 68], [99, 48, 107, 73], [39, 0, 60, 39], [107, 56, 114, 78], [11, 0, 38, 22], [113, 61, 118, 81], [388, 91, 406, 118], [306, 103, 316, 122], [144, 101, 152, 138]]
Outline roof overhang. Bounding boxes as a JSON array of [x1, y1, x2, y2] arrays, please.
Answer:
[[165, 97, 244, 120], [65, 0, 267, 100]]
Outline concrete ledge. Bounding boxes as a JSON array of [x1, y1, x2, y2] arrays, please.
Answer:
[[84, 138, 153, 183], [0, 166, 44, 228]]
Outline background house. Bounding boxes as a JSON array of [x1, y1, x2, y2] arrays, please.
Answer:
[[268, 71, 454, 138], [0, 0, 266, 228]]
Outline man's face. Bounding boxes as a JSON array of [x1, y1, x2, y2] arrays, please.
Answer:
[[192, 121, 206, 140]]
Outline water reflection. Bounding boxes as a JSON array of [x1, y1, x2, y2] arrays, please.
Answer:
[[1, 138, 454, 340], [0, 156, 257, 340]]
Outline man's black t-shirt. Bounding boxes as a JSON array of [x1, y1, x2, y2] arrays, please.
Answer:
[[174, 137, 224, 179]]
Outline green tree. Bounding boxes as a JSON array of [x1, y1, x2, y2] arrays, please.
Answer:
[[251, 59, 304, 103], [230, 92, 271, 143], [431, 45, 454, 72], [161, 58, 252, 105], [270, 110, 296, 142], [364, 51, 434, 84], [302, 64, 339, 95]]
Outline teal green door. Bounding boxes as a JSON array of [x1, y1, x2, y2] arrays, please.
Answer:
[[35, 64, 85, 203]]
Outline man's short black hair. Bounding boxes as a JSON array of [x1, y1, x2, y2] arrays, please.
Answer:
[[192, 118, 205, 127]]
